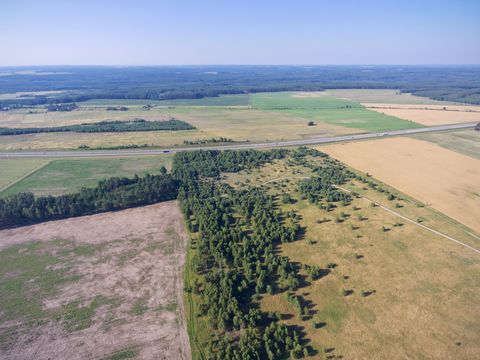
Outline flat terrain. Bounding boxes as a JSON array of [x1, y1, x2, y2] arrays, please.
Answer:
[[223, 155, 480, 359], [413, 129, 480, 159], [0, 155, 172, 197], [0, 158, 49, 192], [252, 92, 421, 132], [321, 137, 480, 233], [325, 89, 453, 104], [366, 104, 480, 126], [0, 106, 353, 150], [0, 202, 190, 360], [0, 91, 431, 150]]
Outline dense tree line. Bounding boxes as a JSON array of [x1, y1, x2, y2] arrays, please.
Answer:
[[0, 119, 195, 136], [0, 174, 179, 228], [1, 66, 479, 106], [172, 149, 287, 179], [178, 180, 307, 359]]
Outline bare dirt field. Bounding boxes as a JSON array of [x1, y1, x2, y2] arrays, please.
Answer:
[[0, 202, 191, 360], [320, 138, 480, 233], [365, 104, 480, 125]]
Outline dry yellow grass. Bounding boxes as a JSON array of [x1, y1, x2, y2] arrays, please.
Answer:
[[225, 157, 480, 359], [320, 138, 480, 232], [364, 104, 480, 125]]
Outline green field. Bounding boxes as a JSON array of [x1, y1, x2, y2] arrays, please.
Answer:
[[252, 92, 359, 109], [0, 159, 49, 191], [252, 92, 422, 131], [0, 156, 172, 197]]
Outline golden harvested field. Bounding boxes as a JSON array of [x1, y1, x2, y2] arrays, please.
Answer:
[[321, 138, 480, 233], [365, 104, 480, 125], [0, 202, 191, 360]]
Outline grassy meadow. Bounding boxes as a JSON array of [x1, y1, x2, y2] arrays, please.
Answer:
[[0, 158, 50, 192], [0, 155, 172, 197], [252, 92, 421, 132]]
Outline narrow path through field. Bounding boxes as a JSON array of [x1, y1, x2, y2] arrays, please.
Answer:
[[334, 185, 480, 255], [258, 176, 480, 255]]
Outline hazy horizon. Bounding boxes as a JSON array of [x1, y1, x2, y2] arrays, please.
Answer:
[[1, 0, 479, 66]]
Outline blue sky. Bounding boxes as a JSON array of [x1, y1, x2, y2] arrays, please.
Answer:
[[1, 0, 479, 65]]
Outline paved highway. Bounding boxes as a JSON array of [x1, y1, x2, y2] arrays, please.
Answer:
[[0, 122, 476, 158]]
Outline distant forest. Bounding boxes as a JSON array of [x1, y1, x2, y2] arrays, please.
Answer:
[[0, 119, 195, 135], [0, 66, 480, 106]]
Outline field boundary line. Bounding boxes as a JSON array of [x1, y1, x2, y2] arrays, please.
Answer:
[[0, 160, 50, 195], [173, 213, 192, 360], [183, 231, 205, 360], [334, 185, 480, 255]]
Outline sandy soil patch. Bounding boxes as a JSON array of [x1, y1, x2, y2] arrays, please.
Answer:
[[320, 138, 480, 232], [0, 202, 191, 360], [364, 104, 480, 125]]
